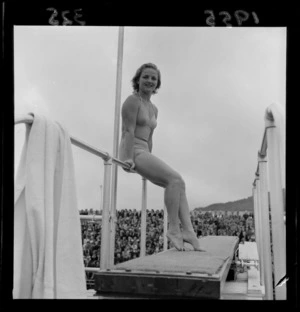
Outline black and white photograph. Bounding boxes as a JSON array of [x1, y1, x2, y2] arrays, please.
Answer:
[[2, 0, 296, 300], [12, 25, 288, 300]]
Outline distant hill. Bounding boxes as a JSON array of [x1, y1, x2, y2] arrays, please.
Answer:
[[194, 196, 254, 212]]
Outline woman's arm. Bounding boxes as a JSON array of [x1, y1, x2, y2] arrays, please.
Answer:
[[120, 95, 139, 165], [148, 105, 158, 153], [148, 130, 153, 153]]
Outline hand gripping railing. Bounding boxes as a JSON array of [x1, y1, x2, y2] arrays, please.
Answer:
[[252, 104, 286, 300], [14, 114, 168, 273]]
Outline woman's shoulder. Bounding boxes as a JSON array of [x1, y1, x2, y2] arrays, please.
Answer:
[[125, 93, 140, 103], [123, 94, 141, 109]]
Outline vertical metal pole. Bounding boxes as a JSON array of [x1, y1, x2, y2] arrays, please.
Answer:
[[256, 177, 265, 289], [109, 27, 124, 267], [163, 205, 168, 251], [253, 178, 263, 286], [140, 177, 147, 257], [99, 184, 103, 212], [98, 184, 103, 270], [258, 153, 274, 300], [266, 125, 286, 300], [100, 158, 112, 270]]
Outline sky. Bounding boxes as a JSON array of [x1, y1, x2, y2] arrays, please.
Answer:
[[14, 26, 286, 212]]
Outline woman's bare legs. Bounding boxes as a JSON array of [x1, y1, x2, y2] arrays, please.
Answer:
[[179, 190, 205, 251], [134, 150, 185, 250], [163, 177, 185, 251], [134, 150, 205, 251]]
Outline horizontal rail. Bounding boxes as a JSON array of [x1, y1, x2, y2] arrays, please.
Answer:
[[14, 114, 134, 171], [85, 267, 100, 272], [70, 136, 110, 161], [80, 215, 102, 221], [14, 114, 34, 125]]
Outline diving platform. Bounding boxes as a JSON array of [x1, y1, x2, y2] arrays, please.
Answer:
[[94, 236, 239, 299]]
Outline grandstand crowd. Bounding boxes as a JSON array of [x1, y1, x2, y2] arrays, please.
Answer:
[[80, 208, 255, 268]]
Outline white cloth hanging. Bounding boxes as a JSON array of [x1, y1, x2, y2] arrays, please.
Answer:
[[14, 113, 87, 299]]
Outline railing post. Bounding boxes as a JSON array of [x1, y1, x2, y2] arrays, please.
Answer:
[[257, 153, 274, 299], [100, 157, 112, 270], [266, 125, 286, 300], [140, 177, 147, 257], [255, 178, 265, 289], [109, 26, 125, 268], [163, 205, 168, 251], [253, 177, 264, 286]]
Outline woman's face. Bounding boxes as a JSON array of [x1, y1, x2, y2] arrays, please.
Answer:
[[138, 68, 158, 94]]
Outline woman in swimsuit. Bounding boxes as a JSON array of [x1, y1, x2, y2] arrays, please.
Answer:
[[119, 63, 205, 252]]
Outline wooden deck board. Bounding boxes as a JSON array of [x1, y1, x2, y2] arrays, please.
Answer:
[[94, 236, 239, 299], [113, 236, 238, 275]]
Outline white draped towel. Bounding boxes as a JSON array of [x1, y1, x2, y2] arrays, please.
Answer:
[[14, 113, 87, 299]]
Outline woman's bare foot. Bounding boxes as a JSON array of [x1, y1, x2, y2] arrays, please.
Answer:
[[166, 231, 185, 251], [182, 230, 206, 251]]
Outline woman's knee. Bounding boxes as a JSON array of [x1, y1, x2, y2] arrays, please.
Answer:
[[168, 173, 185, 190]]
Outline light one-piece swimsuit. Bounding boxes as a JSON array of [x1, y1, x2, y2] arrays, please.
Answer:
[[133, 95, 157, 161]]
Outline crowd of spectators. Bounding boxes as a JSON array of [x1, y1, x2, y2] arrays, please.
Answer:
[[190, 210, 255, 243], [80, 208, 255, 268]]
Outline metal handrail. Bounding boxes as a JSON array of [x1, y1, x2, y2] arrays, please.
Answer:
[[14, 114, 167, 272], [252, 105, 286, 300], [14, 114, 133, 171], [80, 215, 102, 221]]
